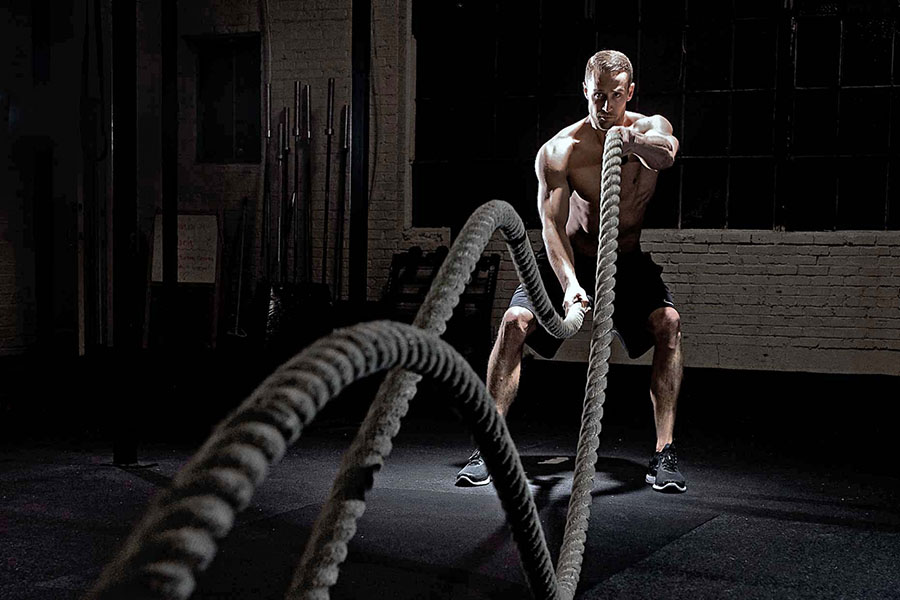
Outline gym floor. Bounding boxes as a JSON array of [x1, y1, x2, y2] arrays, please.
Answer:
[[2, 358, 899, 599]]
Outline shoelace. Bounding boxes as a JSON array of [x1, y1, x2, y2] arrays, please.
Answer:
[[469, 449, 482, 463], [660, 449, 678, 471]]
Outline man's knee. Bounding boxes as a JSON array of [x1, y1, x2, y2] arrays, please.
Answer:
[[498, 307, 536, 343], [649, 307, 681, 350]]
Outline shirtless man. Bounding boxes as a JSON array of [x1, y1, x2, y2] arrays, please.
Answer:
[[456, 50, 686, 493]]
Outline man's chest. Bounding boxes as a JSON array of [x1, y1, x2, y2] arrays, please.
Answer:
[[567, 158, 654, 206]]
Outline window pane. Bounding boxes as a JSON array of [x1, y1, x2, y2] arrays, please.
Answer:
[[644, 163, 680, 229], [414, 3, 458, 99], [538, 95, 584, 145], [415, 2, 495, 98], [539, 3, 596, 95], [496, 98, 539, 162], [892, 90, 900, 152], [844, 0, 894, 16], [641, 0, 686, 26], [733, 19, 777, 89], [687, 0, 733, 22], [497, 0, 540, 96], [454, 99, 496, 161], [731, 91, 775, 155], [198, 46, 234, 163], [638, 27, 683, 93], [795, 18, 840, 88], [889, 159, 900, 230], [683, 92, 729, 155], [195, 35, 260, 164], [839, 89, 889, 153], [842, 18, 893, 86], [796, 0, 841, 16], [682, 159, 727, 228], [685, 24, 731, 91], [837, 158, 887, 229], [453, 5, 497, 93], [415, 99, 449, 161], [595, 30, 640, 69], [735, 1, 781, 18], [781, 158, 837, 231], [636, 93, 681, 138], [233, 39, 260, 162], [412, 161, 464, 229], [415, 99, 495, 162], [489, 160, 537, 226], [729, 158, 775, 229], [894, 22, 900, 85], [792, 90, 838, 155]]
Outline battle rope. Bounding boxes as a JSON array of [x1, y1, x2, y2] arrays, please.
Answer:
[[86, 130, 623, 600], [85, 322, 546, 599], [556, 128, 621, 599], [289, 129, 623, 600], [286, 197, 589, 600]]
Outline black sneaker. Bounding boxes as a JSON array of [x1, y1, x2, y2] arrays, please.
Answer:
[[646, 443, 687, 493], [456, 449, 491, 487]]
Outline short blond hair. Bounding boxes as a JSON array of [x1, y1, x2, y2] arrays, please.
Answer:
[[584, 50, 633, 85]]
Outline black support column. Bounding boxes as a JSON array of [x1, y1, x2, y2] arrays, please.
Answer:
[[111, 0, 139, 465], [349, 0, 371, 305], [161, 0, 178, 344]]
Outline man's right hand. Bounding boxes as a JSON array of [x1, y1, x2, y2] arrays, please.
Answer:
[[563, 283, 591, 314]]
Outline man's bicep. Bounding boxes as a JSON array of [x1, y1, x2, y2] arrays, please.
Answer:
[[536, 161, 570, 227], [634, 114, 675, 137], [632, 115, 680, 157]]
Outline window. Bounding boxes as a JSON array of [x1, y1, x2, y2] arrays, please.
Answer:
[[194, 33, 261, 164], [412, 1, 900, 232]]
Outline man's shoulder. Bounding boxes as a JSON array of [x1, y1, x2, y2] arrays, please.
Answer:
[[624, 110, 648, 126], [538, 119, 585, 170], [626, 111, 675, 135]]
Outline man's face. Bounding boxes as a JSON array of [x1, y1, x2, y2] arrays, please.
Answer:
[[583, 69, 634, 130]]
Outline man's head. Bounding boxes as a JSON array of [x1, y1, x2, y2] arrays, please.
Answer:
[[583, 50, 634, 131]]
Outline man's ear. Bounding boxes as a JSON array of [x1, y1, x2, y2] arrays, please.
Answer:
[[583, 81, 589, 99], [627, 82, 635, 102]]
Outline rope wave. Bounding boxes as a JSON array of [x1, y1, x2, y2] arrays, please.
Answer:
[[86, 130, 623, 600]]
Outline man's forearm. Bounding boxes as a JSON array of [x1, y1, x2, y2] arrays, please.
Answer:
[[542, 223, 577, 292], [622, 130, 676, 170]]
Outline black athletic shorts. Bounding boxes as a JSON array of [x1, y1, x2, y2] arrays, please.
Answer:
[[508, 248, 675, 359]]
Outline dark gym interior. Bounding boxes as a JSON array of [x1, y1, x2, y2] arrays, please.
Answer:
[[2, 1, 899, 599]]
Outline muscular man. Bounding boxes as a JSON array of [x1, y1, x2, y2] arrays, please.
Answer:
[[456, 50, 686, 493]]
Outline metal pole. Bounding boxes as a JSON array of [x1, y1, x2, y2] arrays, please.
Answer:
[[263, 83, 272, 282], [293, 81, 301, 283], [333, 104, 350, 300], [229, 199, 248, 337], [322, 77, 335, 289], [303, 84, 312, 282]]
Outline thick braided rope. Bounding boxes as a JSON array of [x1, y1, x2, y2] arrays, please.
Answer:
[[86, 201, 587, 600], [86, 321, 547, 600], [288, 200, 587, 600], [555, 128, 622, 599]]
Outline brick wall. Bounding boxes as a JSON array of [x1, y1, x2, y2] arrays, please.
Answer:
[[485, 229, 900, 376], [1, 4, 34, 355], [1, 2, 81, 355], [140, 0, 413, 326], [172, 0, 355, 303]]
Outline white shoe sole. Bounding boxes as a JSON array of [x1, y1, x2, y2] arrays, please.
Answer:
[[646, 474, 686, 493], [456, 474, 492, 487]]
